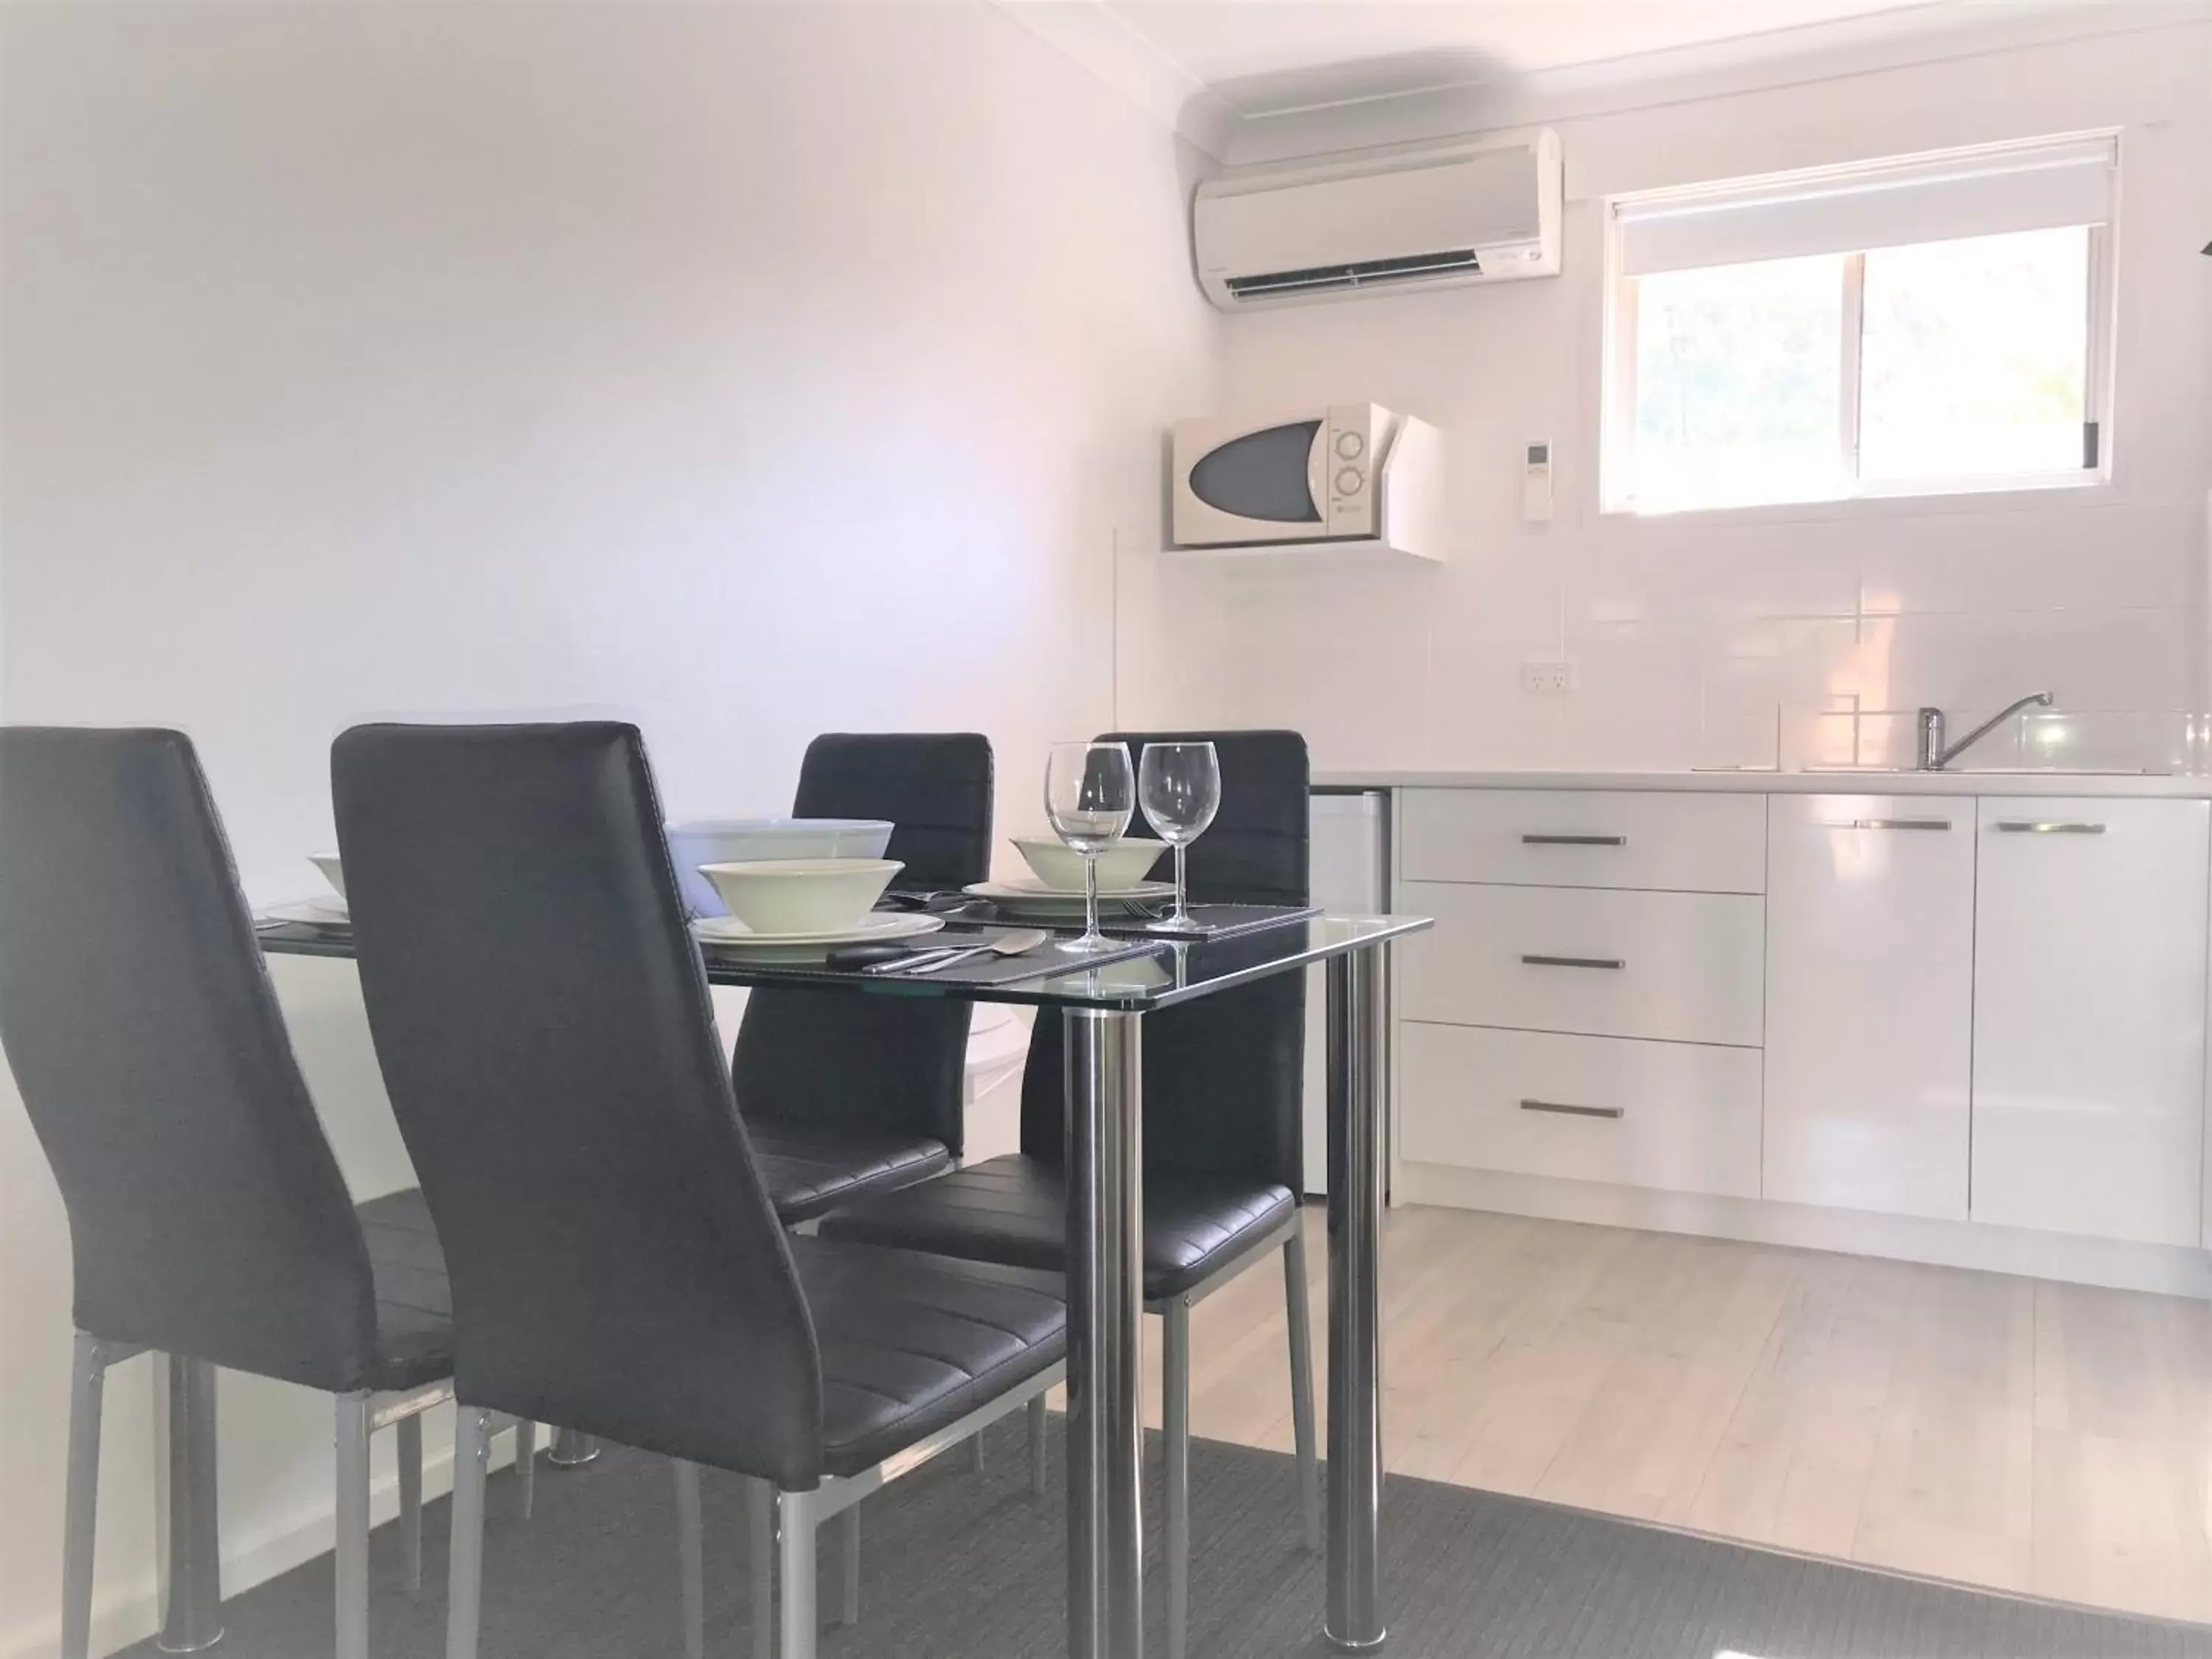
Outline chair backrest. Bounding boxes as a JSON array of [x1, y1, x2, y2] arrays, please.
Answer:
[[734, 734, 992, 1152], [0, 726, 380, 1390], [789, 732, 994, 891], [1019, 730, 1310, 1189], [333, 722, 824, 1481]]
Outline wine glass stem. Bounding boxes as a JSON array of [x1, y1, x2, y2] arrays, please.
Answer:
[[1085, 853, 1101, 944], [1173, 843, 1189, 923]]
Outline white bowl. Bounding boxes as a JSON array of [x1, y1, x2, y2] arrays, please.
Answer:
[[666, 818, 893, 917], [697, 858, 902, 936], [308, 853, 347, 901], [1012, 836, 1168, 894]]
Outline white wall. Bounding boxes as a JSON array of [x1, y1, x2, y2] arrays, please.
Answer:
[[0, 5, 1220, 1654], [1205, 21, 2212, 773]]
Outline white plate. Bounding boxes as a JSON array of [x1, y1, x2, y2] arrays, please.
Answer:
[[966, 878, 1174, 904], [262, 899, 350, 925], [689, 911, 944, 949]]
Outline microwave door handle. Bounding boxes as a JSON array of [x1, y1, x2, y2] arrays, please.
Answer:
[[1308, 422, 1328, 521]]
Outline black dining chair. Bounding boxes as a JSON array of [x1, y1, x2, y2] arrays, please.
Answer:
[[737, 732, 992, 1225], [0, 726, 471, 1659], [331, 720, 1068, 1659], [821, 728, 1320, 1659]]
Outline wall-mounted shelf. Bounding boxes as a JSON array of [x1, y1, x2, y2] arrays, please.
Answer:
[[1169, 417, 1446, 563]]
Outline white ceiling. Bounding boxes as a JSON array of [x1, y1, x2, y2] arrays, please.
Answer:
[[1099, 0, 1948, 116], [1000, 0, 2198, 160]]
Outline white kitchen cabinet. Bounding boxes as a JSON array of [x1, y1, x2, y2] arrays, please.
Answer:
[[1400, 1022, 1762, 1198], [1399, 788, 1766, 894], [1397, 879, 1765, 1046], [1763, 794, 1976, 1220], [1970, 797, 2209, 1247]]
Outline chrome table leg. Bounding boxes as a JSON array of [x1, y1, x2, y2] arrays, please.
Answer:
[[1063, 1007, 1144, 1659], [156, 1354, 223, 1653], [1325, 944, 1388, 1651], [548, 1428, 600, 1467]]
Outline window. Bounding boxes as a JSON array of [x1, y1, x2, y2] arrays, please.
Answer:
[[1604, 136, 2115, 515]]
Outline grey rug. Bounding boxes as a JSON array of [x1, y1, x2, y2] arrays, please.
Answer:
[[120, 1415, 2212, 1659]]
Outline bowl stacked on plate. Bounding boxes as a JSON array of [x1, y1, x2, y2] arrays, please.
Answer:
[[668, 818, 935, 950], [1009, 836, 1167, 894], [953, 837, 1174, 924]]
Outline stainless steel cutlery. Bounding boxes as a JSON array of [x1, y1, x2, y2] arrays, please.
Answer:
[[858, 928, 1051, 976]]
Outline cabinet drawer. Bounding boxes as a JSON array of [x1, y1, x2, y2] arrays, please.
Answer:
[[1400, 1023, 1762, 1198], [1399, 880, 1764, 1046], [1400, 789, 1766, 893]]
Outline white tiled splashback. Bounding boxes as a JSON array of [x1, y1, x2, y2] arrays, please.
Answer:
[[1194, 494, 2209, 774]]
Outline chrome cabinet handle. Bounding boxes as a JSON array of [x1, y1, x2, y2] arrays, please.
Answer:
[[1840, 817, 1952, 832], [1521, 833, 1626, 847], [1520, 1099, 1625, 1120], [1994, 820, 2107, 835], [1520, 953, 1624, 970]]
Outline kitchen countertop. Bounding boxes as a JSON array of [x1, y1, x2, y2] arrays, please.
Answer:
[[1315, 768, 2212, 799]]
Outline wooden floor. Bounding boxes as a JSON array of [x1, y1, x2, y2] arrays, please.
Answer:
[[1150, 1203, 2212, 1627]]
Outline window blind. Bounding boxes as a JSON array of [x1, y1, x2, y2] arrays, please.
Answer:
[[1615, 134, 2117, 278]]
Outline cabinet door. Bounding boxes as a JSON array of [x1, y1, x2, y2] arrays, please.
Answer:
[[1971, 797, 2208, 1246], [1763, 794, 1975, 1218]]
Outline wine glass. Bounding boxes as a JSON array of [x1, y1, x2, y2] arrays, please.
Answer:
[[1043, 740, 1135, 953], [1136, 741, 1220, 930]]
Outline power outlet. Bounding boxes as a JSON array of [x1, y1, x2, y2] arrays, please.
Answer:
[[1520, 659, 1576, 695]]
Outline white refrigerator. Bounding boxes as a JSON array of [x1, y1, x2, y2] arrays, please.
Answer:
[[1303, 790, 1388, 1194]]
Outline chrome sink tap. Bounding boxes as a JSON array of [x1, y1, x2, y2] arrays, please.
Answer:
[[1916, 691, 2055, 771]]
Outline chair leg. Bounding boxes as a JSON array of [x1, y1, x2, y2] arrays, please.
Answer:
[[513, 1419, 538, 1520], [1284, 1225, 1324, 1555], [397, 1411, 425, 1595], [333, 1393, 372, 1659], [748, 1476, 775, 1659], [838, 1506, 860, 1627], [672, 1461, 705, 1659], [777, 1490, 818, 1659], [447, 1407, 493, 1659], [970, 1431, 987, 1475], [60, 1334, 107, 1659], [1027, 1393, 1048, 1497], [1164, 1298, 1192, 1659]]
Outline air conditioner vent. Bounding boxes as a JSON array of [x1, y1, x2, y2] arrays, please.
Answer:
[[1194, 132, 1561, 311], [1224, 249, 1483, 302]]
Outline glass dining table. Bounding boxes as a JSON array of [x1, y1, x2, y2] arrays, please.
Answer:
[[246, 904, 1430, 1658]]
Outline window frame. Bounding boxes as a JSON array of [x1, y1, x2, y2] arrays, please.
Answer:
[[1599, 139, 2118, 520]]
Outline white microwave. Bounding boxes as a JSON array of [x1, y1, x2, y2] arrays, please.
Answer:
[[1172, 404, 1408, 548]]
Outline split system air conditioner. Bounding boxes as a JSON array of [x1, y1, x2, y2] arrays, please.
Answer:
[[1193, 131, 1562, 310]]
